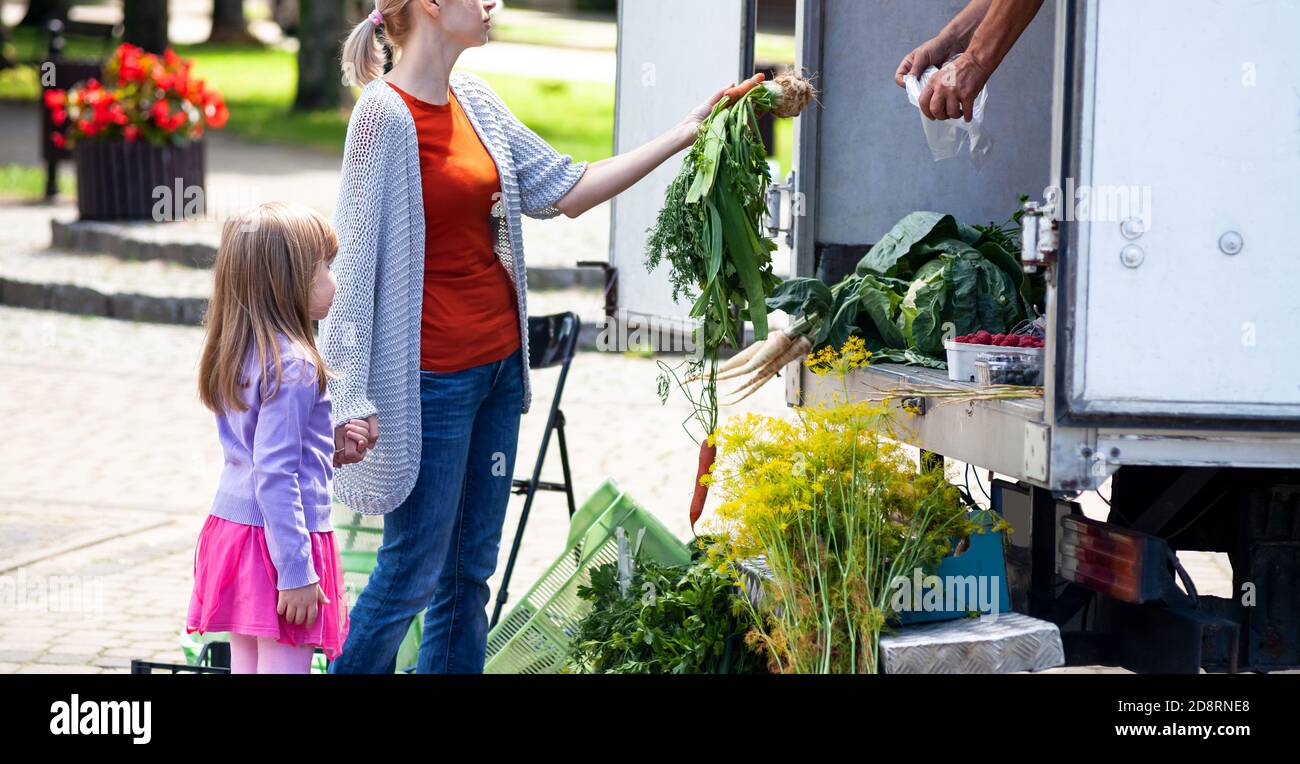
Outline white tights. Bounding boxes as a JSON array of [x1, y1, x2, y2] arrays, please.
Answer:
[[229, 633, 317, 674]]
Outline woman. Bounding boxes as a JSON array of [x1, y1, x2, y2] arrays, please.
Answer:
[[321, 0, 728, 673]]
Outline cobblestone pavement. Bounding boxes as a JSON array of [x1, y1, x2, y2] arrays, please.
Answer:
[[0, 304, 795, 672]]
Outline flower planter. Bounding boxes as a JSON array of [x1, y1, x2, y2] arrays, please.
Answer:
[[73, 139, 206, 221]]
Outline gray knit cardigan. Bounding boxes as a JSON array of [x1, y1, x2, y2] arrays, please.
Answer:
[[319, 72, 588, 515]]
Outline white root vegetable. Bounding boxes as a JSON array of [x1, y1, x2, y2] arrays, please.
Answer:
[[717, 337, 766, 374], [714, 330, 793, 381], [762, 73, 817, 119], [687, 330, 794, 383], [722, 334, 813, 406]]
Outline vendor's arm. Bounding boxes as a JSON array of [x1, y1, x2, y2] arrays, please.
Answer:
[[920, 0, 1045, 121], [894, 0, 993, 87]]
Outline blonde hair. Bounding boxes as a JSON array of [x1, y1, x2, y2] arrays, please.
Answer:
[[198, 202, 339, 415], [342, 0, 417, 87]]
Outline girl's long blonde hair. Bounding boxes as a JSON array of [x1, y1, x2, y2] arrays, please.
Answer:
[[198, 202, 338, 415], [342, 0, 417, 87]]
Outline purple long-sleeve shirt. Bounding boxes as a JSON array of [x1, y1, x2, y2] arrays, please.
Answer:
[[208, 332, 334, 590]]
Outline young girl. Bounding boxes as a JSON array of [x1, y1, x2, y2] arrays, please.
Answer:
[[188, 201, 369, 674]]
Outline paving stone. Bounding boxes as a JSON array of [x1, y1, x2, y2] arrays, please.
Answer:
[[102, 646, 151, 659], [0, 649, 46, 662], [40, 652, 102, 665], [16, 664, 102, 674]]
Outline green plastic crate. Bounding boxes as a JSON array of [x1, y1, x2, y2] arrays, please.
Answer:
[[484, 479, 690, 674]]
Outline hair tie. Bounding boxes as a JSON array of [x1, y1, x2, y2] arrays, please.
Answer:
[[368, 8, 383, 26]]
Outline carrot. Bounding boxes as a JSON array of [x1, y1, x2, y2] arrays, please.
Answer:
[[689, 439, 718, 532], [722, 334, 812, 405], [722, 72, 766, 104]]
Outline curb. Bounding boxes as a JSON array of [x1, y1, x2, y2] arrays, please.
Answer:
[[50, 219, 605, 289], [0, 276, 629, 353], [0, 276, 208, 324]]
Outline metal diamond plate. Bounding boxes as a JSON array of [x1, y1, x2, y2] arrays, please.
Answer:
[[881, 613, 1065, 674]]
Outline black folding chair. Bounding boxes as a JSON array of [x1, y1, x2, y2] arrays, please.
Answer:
[[490, 312, 581, 628]]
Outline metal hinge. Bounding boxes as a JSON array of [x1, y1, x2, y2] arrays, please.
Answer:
[[764, 169, 796, 247], [1019, 199, 1058, 274]]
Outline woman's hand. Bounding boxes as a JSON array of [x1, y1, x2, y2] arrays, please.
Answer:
[[672, 84, 729, 152], [333, 416, 380, 467], [278, 583, 328, 626]]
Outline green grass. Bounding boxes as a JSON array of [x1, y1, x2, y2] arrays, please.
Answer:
[[0, 164, 74, 199], [0, 25, 794, 189], [754, 33, 798, 65]]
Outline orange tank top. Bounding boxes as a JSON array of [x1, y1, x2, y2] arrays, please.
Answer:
[[388, 80, 521, 372]]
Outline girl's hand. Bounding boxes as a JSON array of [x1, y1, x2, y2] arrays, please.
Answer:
[[277, 583, 329, 626], [333, 416, 378, 466], [673, 84, 729, 151]]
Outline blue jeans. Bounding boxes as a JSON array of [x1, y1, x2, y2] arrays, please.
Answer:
[[329, 348, 524, 674]]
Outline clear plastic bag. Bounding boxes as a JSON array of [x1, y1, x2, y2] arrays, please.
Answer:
[[904, 60, 993, 163]]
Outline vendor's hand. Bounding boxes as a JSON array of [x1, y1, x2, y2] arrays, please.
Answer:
[[919, 51, 991, 122], [278, 583, 328, 627], [895, 34, 959, 88], [333, 416, 379, 466], [673, 84, 729, 151]]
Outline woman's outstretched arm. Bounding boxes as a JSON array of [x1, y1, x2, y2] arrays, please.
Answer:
[[553, 85, 726, 219]]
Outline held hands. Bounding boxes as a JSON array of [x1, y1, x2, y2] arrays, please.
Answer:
[[333, 415, 380, 467], [277, 582, 329, 627]]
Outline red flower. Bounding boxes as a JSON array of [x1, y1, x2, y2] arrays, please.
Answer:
[[118, 56, 143, 84], [51, 132, 66, 149], [59, 45, 224, 142], [204, 100, 228, 129], [153, 69, 176, 91]]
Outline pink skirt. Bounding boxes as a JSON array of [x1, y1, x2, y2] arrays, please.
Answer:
[[186, 515, 350, 659]]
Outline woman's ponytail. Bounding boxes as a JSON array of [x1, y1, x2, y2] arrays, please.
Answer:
[[342, 15, 384, 87], [342, 1, 414, 88]]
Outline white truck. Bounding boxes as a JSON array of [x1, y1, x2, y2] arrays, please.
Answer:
[[607, 0, 1300, 672]]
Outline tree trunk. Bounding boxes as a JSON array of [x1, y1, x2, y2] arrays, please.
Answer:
[[293, 0, 346, 111], [123, 0, 170, 53], [274, 0, 301, 37], [209, 0, 257, 43], [19, 0, 71, 28]]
